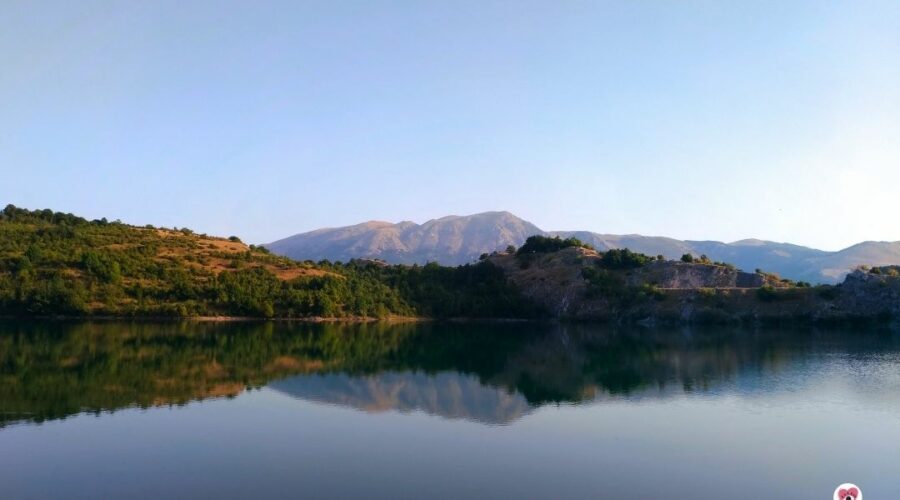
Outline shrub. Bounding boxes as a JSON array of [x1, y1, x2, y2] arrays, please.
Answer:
[[516, 235, 591, 255], [228, 236, 242, 243], [599, 248, 653, 269], [640, 284, 666, 301], [756, 285, 779, 302], [582, 267, 624, 298], [681, 254, 694, 263]]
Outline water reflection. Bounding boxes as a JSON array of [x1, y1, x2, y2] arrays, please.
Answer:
[[270, 372, 534, 424], [1, 320, 898, 427]]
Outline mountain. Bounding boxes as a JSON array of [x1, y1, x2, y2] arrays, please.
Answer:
[[266, 211, 542, 266], [268, 212, 900, 284]]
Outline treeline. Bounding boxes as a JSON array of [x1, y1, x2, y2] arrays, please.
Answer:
[[361, 261, 542, 318]]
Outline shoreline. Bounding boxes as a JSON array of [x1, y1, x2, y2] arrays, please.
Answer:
[[0, 314, 895, 327], [0, 314, 429, 323]]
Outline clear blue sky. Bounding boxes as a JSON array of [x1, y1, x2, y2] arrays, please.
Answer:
[[2, 1, 898, 250]]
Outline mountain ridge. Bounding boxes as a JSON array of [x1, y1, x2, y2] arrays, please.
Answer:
[[267, 212, 900, 284]]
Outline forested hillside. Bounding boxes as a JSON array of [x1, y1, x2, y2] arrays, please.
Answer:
[[0, 205, 538, 319]]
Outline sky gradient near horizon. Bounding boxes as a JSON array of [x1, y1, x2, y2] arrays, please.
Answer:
[[2, 1, 899, 250]]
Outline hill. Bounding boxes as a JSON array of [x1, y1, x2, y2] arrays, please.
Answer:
[[487, 238, 900, 323], [0, 205, 537, 320], [268, 212, 900, 284], [0, 205, 413, 318]]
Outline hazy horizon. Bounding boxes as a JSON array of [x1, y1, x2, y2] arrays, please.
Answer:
[[3, 1, 899, 251]]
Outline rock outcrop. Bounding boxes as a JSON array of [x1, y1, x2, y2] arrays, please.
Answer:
[[487, 249, 900, 324], [834, 268, 900, 318], [622, 261, 770, 289]]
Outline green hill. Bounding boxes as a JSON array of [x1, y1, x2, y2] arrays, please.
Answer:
[[0, 205, 417, 318], [0, 205, 536, 319]]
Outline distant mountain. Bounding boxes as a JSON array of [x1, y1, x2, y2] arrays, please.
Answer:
[[267, 212, 900, 284], [266, 211, 541, 266]]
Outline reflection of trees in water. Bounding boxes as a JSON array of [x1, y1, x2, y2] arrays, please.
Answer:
[[0, 321, 895, 426], [0, 321, 418, 426]]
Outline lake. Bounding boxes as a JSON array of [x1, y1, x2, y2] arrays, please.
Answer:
[[1, 320, 898, 499]]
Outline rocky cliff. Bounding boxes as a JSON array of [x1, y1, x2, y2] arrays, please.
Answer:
[[834, 267, 900, 318], [487, 248, 900, 324]]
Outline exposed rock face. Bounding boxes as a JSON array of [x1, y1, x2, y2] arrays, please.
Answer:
[[488, 249, 900, 324], [622, 261, 769, 289], [489, 247, 594, 318], [835, 269, 900, 317], [488, 248, 784, 320]]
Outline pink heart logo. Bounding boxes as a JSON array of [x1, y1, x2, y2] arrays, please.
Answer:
[[838, 487, 859, 499]]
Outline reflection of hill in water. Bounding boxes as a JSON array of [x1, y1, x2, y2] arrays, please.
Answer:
[[270, 372, 533, 424], [2, 320, 899, 427]]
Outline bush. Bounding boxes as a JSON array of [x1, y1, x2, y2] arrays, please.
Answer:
[[517, 235, 591, 255], [228, 236, 242, 243], [640, 284, 666, 301], [599, 248, 653, 269], [582, 267, 623, 298], [681, 254, 694, 263], [756, 285, 779, 302]]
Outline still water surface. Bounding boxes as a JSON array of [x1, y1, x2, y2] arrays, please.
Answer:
[[1, 321, 899, 499]]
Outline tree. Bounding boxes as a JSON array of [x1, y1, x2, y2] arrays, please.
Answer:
[[505, 245, 517, 254], [680, 254, 694, 263], [517, 235, 591, 255], [600, 248, 653, 269]]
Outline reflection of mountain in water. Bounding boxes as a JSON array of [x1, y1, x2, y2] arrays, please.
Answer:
[[270, 372, 533, 425]]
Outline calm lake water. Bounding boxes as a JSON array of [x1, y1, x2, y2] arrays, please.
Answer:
[[1, 320, 899, 499]]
